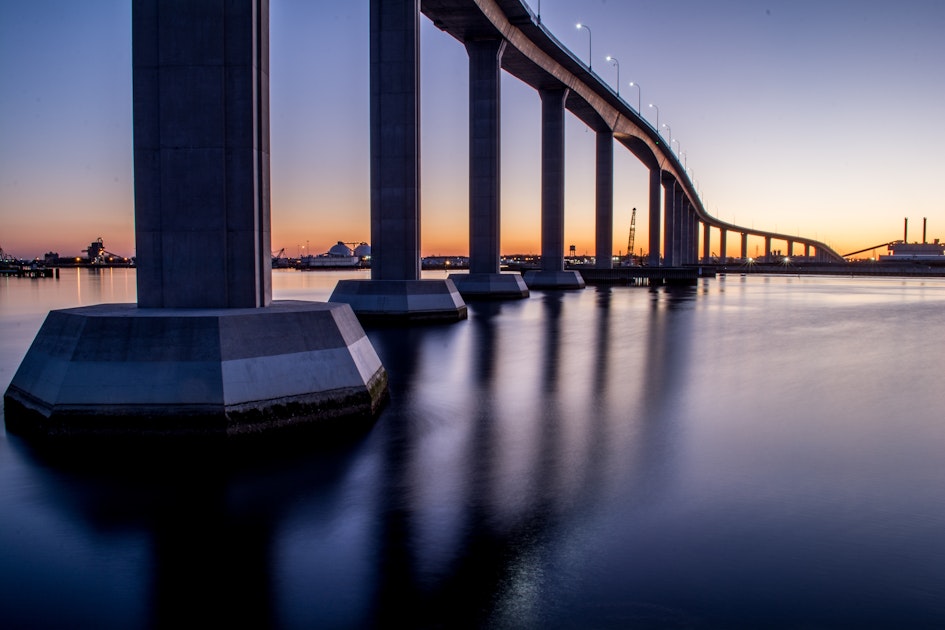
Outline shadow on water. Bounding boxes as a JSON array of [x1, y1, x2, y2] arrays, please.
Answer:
[[4, 422, 374, 629]]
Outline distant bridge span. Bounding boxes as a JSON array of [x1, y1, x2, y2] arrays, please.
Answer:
[[419, 0, 843, 266]]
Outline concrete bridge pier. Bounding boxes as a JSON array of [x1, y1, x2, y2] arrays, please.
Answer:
[[594, 130, 614, 269], [703, 222, 711, 262], [648, 168, 661, 266], [741, 233, 749, 260], [689, 208, 699, 263], [765, 236, 772, 259], [662, 177, 677, 266], [331, 0, 466, 319], [720, 228, 728, 263], [4, 0, 388, 440], [449, 38, 527, 299], [678, 198, 691, 264], [524, 88, 584, 290]]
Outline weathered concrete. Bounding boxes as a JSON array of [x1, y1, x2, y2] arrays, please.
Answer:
[[594, 131, 614, 269], [134, 0, 271, 309], [448, 272, 529, 298], [330, 279, 467, 321], [4, 302, 388, 440]]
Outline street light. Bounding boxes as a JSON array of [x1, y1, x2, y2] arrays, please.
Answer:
[[672, 138, 681, 155], [649, 103, 659, 135], [628, 81, 641, 113], [576, 23, 592, 70], [662, 122, 672, 141], [605, 55, 619, 95]]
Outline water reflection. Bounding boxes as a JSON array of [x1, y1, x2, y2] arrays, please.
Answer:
[[4, 275, 945, 627]]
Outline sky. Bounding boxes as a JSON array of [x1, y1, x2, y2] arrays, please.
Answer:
[[2, 0, 944, 260]]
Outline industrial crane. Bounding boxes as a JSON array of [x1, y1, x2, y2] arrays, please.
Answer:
[[626, 207, 636, 264]]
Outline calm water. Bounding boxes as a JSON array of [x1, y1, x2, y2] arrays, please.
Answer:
[[2, 268, 944, 628]]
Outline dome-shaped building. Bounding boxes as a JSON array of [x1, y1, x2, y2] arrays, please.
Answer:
[[328, 241, 353, 257], [353, 242, 371, 258]]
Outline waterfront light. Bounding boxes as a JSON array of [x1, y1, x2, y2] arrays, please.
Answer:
[[628, 81, 641, 113], [605, 55, 619, 94], [576, 23, 592, 70]]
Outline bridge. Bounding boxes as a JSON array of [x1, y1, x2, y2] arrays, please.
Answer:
[[3, 0, 841, 440], [331, 0, 843, 315]]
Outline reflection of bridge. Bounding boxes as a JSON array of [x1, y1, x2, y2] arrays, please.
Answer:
[[332, 0, 843, 315]]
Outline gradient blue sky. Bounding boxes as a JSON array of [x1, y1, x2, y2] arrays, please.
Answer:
[[2, 0, 943, 259]]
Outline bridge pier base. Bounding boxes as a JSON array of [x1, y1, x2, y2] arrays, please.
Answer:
[[523, 270, 586, 290], [331, 280, 467, 321], [4, 302, 387, 441], [449, 273, 529, 299]]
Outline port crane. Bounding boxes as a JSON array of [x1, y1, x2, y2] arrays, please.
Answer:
[[626, 207, 636, 264]]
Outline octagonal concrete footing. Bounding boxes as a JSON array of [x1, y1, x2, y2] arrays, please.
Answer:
[[523, 270, 586, 290], [329, 279, 467, 322], [3, 301, 388, 441], [448, 273, 529, 299]]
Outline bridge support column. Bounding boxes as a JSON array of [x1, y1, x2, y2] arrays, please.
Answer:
[[703, 222, 711, 263], [662, 177, 677, 266], [5, 0, 389, 440], [594, 130, 614, 269], [741, 233, 749, 260], [524, 88, 584, 289], [765, 236, 772, 260], [648, 168, 661, 266], [786, 240, 794, 258], [804, 243, 810, 258], [686, 204, 696, 264], [691, 209, 699, 264], [720, 228, 728, 263], [332, 0, 466, 318], [449, 39, 527, 299]]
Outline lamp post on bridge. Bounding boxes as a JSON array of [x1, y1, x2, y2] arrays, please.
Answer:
[[662, 123, 672, 144], [605, 55, 619, 95], [628, 81, 641, 113], [576, 23, 592, 70], [649, 103, 660, 136]]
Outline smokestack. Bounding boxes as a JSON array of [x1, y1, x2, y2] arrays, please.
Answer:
[[923, 217, 927, 244], [904, 217, 908, 243]]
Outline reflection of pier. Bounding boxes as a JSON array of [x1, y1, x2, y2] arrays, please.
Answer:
[[578, 266, 710, 286]]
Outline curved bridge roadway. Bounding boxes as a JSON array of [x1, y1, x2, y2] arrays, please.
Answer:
[[421, 0, 843, 265]]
